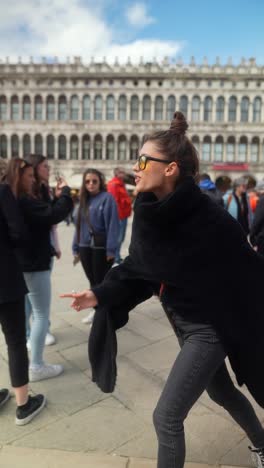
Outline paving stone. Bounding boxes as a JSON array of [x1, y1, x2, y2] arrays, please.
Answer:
[[0, 446, 128, 467], [126, 334, 179, 376], [125, 312, 174, 341], [12, 403, 146, 452]]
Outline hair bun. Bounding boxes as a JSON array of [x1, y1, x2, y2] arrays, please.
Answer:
[[169, 111, 188, 136]]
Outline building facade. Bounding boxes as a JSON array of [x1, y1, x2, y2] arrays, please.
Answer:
[[0, 56, 263, 183]]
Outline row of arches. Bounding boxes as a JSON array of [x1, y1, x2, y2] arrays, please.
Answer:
[[0, 94, 262, 122], [0, 134, 140, 161], [0, 133, 263, 163]]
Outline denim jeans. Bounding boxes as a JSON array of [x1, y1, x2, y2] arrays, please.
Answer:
[[153, 309, 264, 468], [25, 258, 54, 339], [23, 270, 51, 366], [115, 218, 128, 263]]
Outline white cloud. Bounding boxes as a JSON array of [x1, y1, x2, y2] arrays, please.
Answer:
[[125, 2, 155, 28], [0, 0, 184, 63]]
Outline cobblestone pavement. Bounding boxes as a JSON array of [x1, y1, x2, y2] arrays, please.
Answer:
[[0, 221, 262, 467]]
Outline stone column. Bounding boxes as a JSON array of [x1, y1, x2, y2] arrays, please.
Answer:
[[54, 135, 58, 160]]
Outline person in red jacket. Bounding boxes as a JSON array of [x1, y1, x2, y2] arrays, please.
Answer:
[[107, 167, 132, 264]]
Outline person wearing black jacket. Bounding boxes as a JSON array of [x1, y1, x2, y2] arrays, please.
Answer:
[[6, 158, 73, 383], [250, 181, 264, 256], [0, 168, 46, 425], [62, 112, 264, 468]]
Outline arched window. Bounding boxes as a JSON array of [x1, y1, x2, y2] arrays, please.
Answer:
[[204, 96, 212, 122], [11, 134, 19, 158], [70, 135, 78, 159], [34, 134, 43, 154], [58, 135, 66, 160], [106, 135, 115, 160], [191, 135, 200, 154], [106, 95, 115, 120], [0, 135, 7, 158], [238, 136, 247, 162], [47, 95, 55, 120], [154, 96, 163, 120], [83, 95, 91, 120], [94, 95, 103, 120], [180, 95, 188, 117], [0, 96, 7, 120], [70, 95, 79, 120], [34, 95, 42, 120], [58, 95, 67, 120], [228, 96, 237, 122], [250, 137, 259, 163], [118, 95, 127, 120], [130, 135, 139, 160], [82, 135, 90, 160], [202, 136, 211, 161], [166, 95, 175, 120], [226, 136, 235, 162], [118, 135, 127, 160], [216, 97, 225, 122], [241, 97, 249, 122], [94, 134, 103, 159], [142, 95, 151, 120], [11, 96, 19, 120], [47, 135, 54, 159], [253, 97, 261, 122], [214, 136, 224, 162], [23, 96, 31, 120], [23, 134, 31, 157], [191, 96, 200, 121], [130, 95, 139, 120]]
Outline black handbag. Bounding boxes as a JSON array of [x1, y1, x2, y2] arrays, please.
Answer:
[[90, 231, 106, 248]]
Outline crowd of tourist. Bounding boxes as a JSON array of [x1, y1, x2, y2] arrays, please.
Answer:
[[1, 114, 264, 468]]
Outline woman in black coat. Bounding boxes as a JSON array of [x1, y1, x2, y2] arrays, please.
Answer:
[[62, 112, 264, 468], [0, 162, 46, 425], [6, 158, 73, 384]]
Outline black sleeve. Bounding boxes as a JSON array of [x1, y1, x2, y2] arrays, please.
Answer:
[[0, 184, 27, 245], [20, 187, 73, 227], [91, 259, 154, 308], [250, 198, 264, 246]]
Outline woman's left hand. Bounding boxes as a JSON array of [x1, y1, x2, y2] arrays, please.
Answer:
[[60, 289, 98, 311]]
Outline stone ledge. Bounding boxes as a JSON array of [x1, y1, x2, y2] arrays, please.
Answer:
[[0, 446, 250, 468]]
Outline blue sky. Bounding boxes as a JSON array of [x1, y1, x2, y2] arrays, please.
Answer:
[[0, 0, 263, 64]]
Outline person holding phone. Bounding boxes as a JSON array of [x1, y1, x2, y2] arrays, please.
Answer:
[[6, 158, 73, 382], [24, 155, 62, 347]]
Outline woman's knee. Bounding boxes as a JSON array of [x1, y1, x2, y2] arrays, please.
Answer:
[[153, 402, 184, 440]]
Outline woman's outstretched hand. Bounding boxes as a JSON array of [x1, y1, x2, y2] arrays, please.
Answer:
[[60, 290, 98, 311]]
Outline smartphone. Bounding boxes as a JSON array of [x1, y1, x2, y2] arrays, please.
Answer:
[[55, 171, 61, 182]]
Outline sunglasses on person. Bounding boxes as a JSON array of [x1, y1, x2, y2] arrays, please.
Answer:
[[137, 154, 171, 171], [85, 178, 99, 185]]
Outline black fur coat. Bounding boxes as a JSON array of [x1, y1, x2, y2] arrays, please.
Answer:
[[90, 177, 264, 406]]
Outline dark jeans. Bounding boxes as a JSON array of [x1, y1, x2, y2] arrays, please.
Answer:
[[79, 246, 114, 287], [0, 298, 29, 387], [153, 309, 264, 468]]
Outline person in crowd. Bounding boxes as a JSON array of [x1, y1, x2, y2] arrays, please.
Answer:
[[198, 173, 224, 206], [0, 160, 46, 424], [72, 168, 119, 324], [24, 154, 61, 347], [6, 158, 73, 382], [107, 167, 132, 264], [0, 157, 7, 181], [63, 112, 264, 468], [223, 177, 253, 234], [250, 181, 264, 256]]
